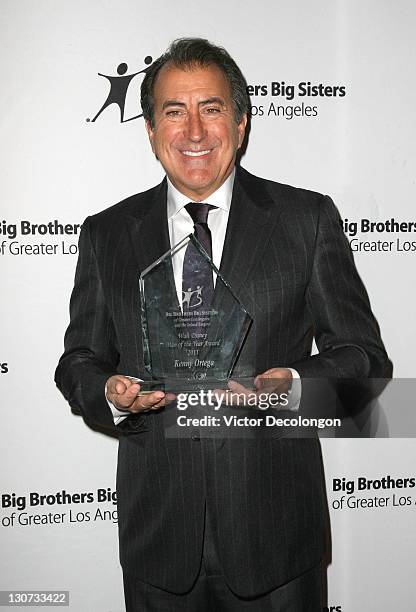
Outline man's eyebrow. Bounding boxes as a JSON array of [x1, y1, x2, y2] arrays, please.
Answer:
[[161, 97, 226, 110], [199, 97, 226, 107], [162, 100, 186, 110]]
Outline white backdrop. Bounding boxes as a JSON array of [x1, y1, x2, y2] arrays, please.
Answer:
[[1, 1, 415, 610]]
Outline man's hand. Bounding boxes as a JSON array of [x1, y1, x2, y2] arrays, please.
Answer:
[[214, 368, 293, 407], [253, 367, 293, 395], [106, 375, 174, 413]]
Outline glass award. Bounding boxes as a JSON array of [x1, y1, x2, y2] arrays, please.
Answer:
[[139, 234, 252, 393]]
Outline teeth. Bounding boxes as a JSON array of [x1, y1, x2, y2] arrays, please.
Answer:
[[182, 150, 210, 157]]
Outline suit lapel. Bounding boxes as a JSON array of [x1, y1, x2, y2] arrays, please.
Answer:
[[219, 167, 283, 297], [123, 178, 171, 272], [123, 178, 180, 313]]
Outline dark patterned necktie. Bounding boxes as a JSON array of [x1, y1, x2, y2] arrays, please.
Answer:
[[182, 203, 216, 311]]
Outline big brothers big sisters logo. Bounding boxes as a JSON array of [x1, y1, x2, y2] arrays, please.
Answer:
[[87, 55, 153, 123]]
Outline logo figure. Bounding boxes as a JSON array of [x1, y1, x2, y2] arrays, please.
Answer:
[[87, 56, 153, 123], [182, 286, 203, 309]]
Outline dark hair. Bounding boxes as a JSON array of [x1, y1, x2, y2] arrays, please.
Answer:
[[141, 37, 249, 128]]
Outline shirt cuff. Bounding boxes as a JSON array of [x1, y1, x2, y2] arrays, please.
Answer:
[[286, 368, 302, 411]]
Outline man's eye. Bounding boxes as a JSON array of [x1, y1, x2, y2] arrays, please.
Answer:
[[205, 107, 221, 114], [166, 110, 183, 117]]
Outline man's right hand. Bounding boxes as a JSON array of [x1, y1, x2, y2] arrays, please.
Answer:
[[106, 375, 173, 413]]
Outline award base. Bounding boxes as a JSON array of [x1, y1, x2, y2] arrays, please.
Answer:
[[137, 377, 256, 397]]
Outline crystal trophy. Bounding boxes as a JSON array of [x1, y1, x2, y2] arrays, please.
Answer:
[[139, 234, 252, 393]]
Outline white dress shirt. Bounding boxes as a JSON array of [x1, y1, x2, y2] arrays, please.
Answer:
[[167, 170, 232, 302], [109, 169, 300, 423]]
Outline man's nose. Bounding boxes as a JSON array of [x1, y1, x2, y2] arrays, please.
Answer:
[[185, 111, 205, 142]]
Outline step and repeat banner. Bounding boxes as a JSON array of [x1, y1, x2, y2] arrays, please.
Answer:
[[1, 1, 415, 610]]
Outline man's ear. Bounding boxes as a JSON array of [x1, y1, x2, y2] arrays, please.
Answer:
[[145, 119, 155, 153], [237, 113, 247, 149]]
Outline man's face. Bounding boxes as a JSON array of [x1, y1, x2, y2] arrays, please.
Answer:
[[146, 63, 247, 201]]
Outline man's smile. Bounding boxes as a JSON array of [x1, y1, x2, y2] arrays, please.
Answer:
[[181, 149, 213, 157]]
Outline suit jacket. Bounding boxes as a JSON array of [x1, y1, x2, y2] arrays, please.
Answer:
[[55, 166, 391, 596]]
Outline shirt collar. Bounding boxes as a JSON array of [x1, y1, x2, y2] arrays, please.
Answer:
[[167, 168, 235, 220]]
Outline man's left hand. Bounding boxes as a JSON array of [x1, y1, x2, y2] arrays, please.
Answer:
[[214, 367, 293, 407]]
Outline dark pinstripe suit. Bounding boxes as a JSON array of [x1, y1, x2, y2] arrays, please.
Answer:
[[55, 166, 391, 597]]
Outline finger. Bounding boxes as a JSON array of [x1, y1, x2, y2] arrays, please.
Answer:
[[108, 375, 135, 395], [114, 387, 176, 413], [110, 383, 140, 409], [228, 380, 252, 395], [123, 390, 165, 414], [255, 373, 280, 387], [256, 368, 279, 379], [255, 377, 290, 395], [165, 392, 176, 405], [212, 383, 251, 406], [137, 390, 166, 410], [147, 392, 176, 410], [114, 380, 128, 394], [255, 368, 292, 383]]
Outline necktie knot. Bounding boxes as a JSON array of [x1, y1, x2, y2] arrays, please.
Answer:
[[185, 202, 216, 225]]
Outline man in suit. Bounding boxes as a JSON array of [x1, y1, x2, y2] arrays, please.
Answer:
[[55, 38, 391, 610]]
